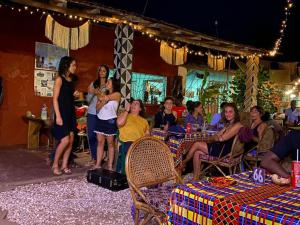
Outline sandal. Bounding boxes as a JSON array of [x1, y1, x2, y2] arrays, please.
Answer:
[[52, 167, 62, 176], [89, 165, 101, 170], [61, 167, 72, 175]]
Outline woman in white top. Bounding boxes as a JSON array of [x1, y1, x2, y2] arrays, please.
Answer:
[[94, 78, 121, 170], [86, 65, 109, 164]]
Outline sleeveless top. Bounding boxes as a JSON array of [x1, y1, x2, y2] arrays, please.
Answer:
[[252, 122, 263, 137], [97, 100, 119, 120], [53, 76, 76, 140]]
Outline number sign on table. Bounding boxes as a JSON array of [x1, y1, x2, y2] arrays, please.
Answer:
[[253, 167, 265, 183]]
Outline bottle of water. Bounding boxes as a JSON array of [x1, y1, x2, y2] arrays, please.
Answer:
[[41, 104, 48, 120]]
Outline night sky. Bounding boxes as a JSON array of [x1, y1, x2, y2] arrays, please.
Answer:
[[96, 0, 299, 61]]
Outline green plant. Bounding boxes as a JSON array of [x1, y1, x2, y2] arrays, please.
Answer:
[[231, 66, 283, 113], [197, 70, 226, 116]]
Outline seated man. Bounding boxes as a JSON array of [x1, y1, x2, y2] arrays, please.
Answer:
[[261, 130, 300, 178]]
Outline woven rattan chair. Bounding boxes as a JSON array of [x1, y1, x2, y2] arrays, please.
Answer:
[[126, 136, 183, 225], [243, 126, 275, 169], [198, 135, 245, 176]]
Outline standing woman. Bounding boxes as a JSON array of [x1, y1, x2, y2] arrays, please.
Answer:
[[94, 78, 121, 170], [86, 65, 109, 165], [52, 56, 77, 175]]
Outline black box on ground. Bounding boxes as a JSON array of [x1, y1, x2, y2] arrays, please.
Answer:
[[87, 168, 128, 191]]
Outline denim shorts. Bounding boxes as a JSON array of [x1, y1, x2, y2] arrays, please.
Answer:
[[94, 118, 117, 136]]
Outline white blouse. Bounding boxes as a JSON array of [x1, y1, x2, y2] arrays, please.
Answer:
[[97, 100, 119, 120]]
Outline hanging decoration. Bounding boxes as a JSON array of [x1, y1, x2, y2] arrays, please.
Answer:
[[160, 41, 187, 65], [207, 53, 226, 71], [0, 1, 294, 57], [45, 14, 90, 50]]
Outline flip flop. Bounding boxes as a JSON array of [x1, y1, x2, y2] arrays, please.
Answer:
[[61, 168, 72, 175]]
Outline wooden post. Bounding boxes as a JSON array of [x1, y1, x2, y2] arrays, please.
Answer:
[[244, 56, 259, 111]]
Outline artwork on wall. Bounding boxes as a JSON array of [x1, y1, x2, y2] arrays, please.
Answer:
[[35, 42, 69, 70], [34, 42, 69, 97], [34, 70, 57, 97]]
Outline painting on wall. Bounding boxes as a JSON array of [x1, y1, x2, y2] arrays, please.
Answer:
[[35, 42, 69, 70], [34, 42, 68, 97]]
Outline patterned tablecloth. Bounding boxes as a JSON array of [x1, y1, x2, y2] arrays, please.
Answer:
[[151, 129, 215, 167], [167, 172, 300, 225]]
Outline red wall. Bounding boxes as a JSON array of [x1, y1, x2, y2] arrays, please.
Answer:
[[0, 7, 177, 146]]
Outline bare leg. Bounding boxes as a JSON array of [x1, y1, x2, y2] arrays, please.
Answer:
[[106, 135, 115, 170], [61, 133, 74, 169], [261, 151, 290, 178], [193, 151, 205, 180], [95, 134, 105, 168], [182, 142, 208, 166], [52, 136, 70, 173]]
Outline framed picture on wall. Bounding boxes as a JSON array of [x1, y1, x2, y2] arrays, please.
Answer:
[[35, 42, 69, 71]]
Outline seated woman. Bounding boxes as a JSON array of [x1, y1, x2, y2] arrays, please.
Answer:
[[154, 96, 177, 131], [184, 101, 203, 130], [116, 99, 150, 174], [245, 106, 268, 153], [182, 103, 243, 180]]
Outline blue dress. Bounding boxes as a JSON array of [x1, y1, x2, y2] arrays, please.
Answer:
[[53, 76, 76, 140]]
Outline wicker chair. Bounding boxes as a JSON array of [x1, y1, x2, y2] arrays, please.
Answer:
[[243, 126, 275, 169], [126, 136, 183, 225], [198, 135, 245, 176]]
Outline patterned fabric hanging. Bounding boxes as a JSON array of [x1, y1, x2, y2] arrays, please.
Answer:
[[207, 53, 226, 71], [45, 15, 90, 50], [160, 41, 187, 65]]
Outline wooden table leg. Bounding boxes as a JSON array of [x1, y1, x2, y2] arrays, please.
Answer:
[[27, 120, 42, 149]]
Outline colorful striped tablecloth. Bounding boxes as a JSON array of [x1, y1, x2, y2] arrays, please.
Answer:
[[167, 172, 300, 225]]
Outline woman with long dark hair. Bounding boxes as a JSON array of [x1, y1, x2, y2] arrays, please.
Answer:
[[86, 65, 109, 165], [93, 77, 121, 170], [52, 56, 77, 175], [183, 103, 243, 180]]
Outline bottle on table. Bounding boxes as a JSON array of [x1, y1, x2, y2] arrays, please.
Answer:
[[186, 123, 191, 134], [41, 104, 48, 120]]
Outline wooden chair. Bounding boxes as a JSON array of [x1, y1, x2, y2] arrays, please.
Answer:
[[126, 136, 183, 225], [198, 135, 245, 176], [243, 126, 275, 169]]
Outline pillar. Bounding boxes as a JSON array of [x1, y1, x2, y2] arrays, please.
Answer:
[[113, 24, 134, 107], [244, 56, 259, 111]]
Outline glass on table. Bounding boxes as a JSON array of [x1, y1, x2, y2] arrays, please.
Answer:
[[191, 124, 199, 133]]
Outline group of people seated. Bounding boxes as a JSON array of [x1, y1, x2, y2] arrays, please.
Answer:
[[151, 98, 300, 181]]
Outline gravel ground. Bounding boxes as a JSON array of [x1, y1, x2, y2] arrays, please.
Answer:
[[0, 178, 133, 225]]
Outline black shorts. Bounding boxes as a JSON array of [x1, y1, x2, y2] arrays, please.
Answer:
[[94, 118, 117, 136], [272, 130, 300, 161]]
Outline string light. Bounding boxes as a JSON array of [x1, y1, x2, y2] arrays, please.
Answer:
[[269, 0, 294, 56], [2, 2, 285, 59]]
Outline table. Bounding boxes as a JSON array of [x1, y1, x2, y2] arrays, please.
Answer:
[[167, 172, 300, 225], [151, 129, 216, 167], [22, 116, 52, 149]]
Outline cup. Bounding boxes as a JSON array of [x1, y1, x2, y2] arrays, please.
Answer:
[[291, 161, 300, 188]]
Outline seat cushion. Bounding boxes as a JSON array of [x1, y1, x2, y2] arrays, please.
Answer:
[[141, 185, 175, 214], [131, 184, 176, 223], [199, 153, 242, 165]]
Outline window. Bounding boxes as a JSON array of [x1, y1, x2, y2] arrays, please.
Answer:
[[108, 70, 167, 103]]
